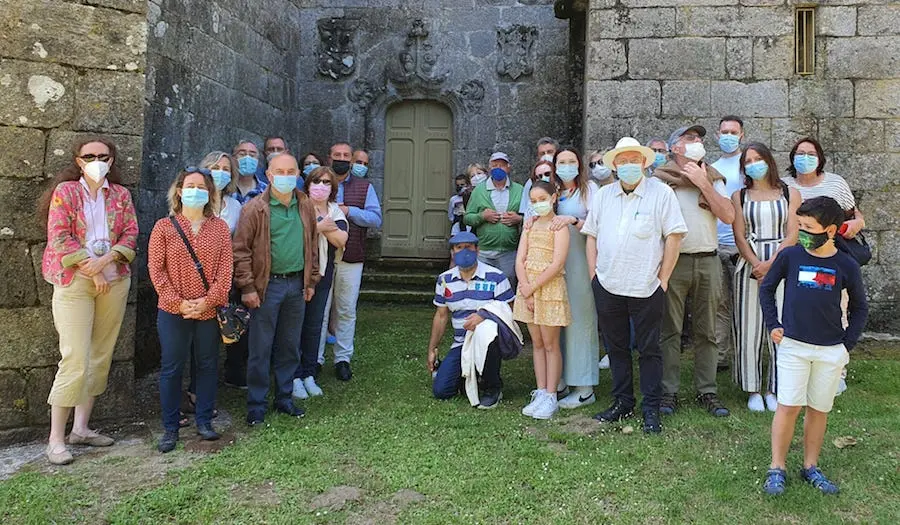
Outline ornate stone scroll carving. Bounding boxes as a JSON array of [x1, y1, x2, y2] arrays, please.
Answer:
[[455, 80, 485, 111], [496, 25, 538, 80], [317, 18, 358, 80], [388, 19, 448, 90], [347, 79, 383, 110]]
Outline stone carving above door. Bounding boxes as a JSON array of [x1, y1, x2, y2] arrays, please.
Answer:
[[496, 25, 538, 80], [387, 19, 448, 90], [348, 79, 383, 110], [455, 80, 485, 111], [317, 18, 358, 80]]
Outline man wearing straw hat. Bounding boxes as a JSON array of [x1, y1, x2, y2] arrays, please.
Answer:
[[582, 137, 687, 434]]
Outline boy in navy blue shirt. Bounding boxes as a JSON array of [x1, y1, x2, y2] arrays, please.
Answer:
[[759, 196, 868, 496]]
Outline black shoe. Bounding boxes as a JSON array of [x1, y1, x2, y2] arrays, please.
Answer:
[[642, 410, 662, 434], [335, 361, 352, 381], [196, 424, 220, 441], [224, 375, 248, 390], [274, 402, 305, 418], [697, 393, 730, 417], [157, 430, 179, 453], [246, 411, 265, 427], [477, 390, 503, 409], [592, 400, 634, 423], [717, 362, 730, 372], [660, 393, 679, 415]]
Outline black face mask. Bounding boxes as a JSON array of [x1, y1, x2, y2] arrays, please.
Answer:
[[332, 160, 351, 175], [799, 229, 830, 251]]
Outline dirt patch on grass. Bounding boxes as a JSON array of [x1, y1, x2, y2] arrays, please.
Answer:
[[345, 489, 426, 525], [311, 485, 365, 511], [557, 414, 602, 436]]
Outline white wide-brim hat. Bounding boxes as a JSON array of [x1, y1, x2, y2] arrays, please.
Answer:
[[602, 137, 657, 170]]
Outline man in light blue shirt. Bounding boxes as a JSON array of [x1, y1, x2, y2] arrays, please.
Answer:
[[710, 116, 745, 370]]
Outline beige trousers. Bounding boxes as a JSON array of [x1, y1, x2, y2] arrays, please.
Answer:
[[47, 275, 130, 407]]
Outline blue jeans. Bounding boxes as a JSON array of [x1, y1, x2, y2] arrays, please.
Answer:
[[157, 310, 219, 432], [433, 340, 503, 400], [296, 263, 335, 379], [247, 276, 306, 416]]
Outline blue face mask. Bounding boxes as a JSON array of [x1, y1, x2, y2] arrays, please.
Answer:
[[272, 174, 298, 194], [351, 163, 368, 178], [453, 248, 478, 269], [556, 164, 579, 182], [238, 156, 258, 176], [211, 169, 231, 190], [490, 167, 507, 182], [616, 164, 644, 185], [744, 161, 769, 180], [181, 187, 209, 209], [652, 152, 667, 168], [793, 154, 818, 175], [303, 163, 320, 176], [718, 134, 740, 154]]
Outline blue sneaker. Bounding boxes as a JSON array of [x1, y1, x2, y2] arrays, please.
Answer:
[[800, 466, 840, 495], [326, 333, 337, 345], [763, 468, 787, 496]]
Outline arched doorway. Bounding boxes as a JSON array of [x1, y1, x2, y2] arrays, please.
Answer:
[[382, 100, 454, 258]]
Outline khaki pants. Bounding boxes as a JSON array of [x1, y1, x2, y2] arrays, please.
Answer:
[[47, 276, 130, 407], [661, 254, 722, 395]]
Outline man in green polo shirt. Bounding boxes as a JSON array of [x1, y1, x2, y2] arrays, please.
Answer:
[[463, 151, 524, 290], [233, 154, 320, 426]]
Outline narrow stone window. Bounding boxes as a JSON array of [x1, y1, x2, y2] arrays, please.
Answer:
[[795, 7, 816, 75]]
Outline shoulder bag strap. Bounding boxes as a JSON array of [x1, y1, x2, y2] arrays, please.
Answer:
[[169, 216, 210, 291]]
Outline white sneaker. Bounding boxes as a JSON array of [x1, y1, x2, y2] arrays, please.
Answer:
[[531, 391, 558, 420], [558, 387, 596, 409], [747, 393, 765, 412], [599, 355, 610, 370], [835, 378, 847, 396], [765, 393, 778, 412], [292, 378, 309, 399], [522, 389, 546, 417], [303, 376, 323, 397]]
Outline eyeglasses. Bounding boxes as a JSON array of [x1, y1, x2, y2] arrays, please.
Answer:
[[79, 154, 111, 162], [588, 161, 601, 169], [185, 166, 212, 176]]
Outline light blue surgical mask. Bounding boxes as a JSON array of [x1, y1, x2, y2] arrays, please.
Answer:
[[272, 174, 297, 194], [351, 163, 368, 178], [238, 156, 258, 176], [211, 169, 231, 190], [616, 164, 644, 185], [744, 161, 769, 180], [793, 154, 818, 175], [181, 187, 209, 209], [556, 164, 578, 182], [718, 134, 740, 154], [652, 152, 667, 168], [303, 163, 320, 176]]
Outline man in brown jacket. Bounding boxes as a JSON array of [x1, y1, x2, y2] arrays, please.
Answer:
[[233, 154, 320, 426]]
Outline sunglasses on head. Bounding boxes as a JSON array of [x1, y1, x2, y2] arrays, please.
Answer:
[[79, 154, 111, 162], [185, 166, 212, 176]]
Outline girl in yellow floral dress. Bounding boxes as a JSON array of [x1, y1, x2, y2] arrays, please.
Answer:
[[514, 180, 571, 420]]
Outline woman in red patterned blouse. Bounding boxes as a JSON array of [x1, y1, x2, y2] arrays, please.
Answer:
[[148, 167, 233, 453], [37, 137, 138, 466]]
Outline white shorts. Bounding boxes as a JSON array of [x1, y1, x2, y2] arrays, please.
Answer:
[[777, 336, 849, 413]]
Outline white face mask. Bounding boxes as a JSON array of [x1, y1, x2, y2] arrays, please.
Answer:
[[683, 142, 706, 161], [540, 154, 554, 163], [83, 160, 110, 183], [470, 172, 488, 185]]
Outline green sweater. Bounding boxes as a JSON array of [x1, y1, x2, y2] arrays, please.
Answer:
[[463, 181, 524, 252]]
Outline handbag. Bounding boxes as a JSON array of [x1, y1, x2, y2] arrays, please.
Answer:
[[169, 217, 250, 344], [835, 231, 872, 266]]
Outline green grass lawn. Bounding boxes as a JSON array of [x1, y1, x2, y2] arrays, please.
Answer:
[[2, 305, 899, 524]]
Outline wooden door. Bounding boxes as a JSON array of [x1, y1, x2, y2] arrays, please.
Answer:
[[383, 101, 453, 258]]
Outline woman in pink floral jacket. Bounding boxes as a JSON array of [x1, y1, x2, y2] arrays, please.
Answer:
[[37, 138, 138, 466]]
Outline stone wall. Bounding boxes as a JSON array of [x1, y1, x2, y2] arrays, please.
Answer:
[[293, 0, 571, 190], [137, 0, 304, 371], [582, 0, 900, 333], [0, 0, 146, 439]]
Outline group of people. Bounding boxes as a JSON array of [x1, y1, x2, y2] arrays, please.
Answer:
[[36, 116, 869, 496], [429, 118, 868, 495], [38, 136, 381, 462]]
